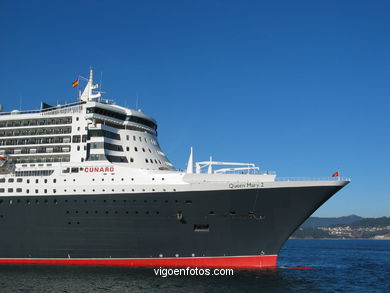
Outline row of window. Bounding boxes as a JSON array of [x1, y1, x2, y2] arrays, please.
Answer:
[[2, 174, 169, 183], [0, 136, 72, 146], [3, 146, 71, 155], [13, 170, 54, 177], [0, 187, 178, 194], [91, 142, 123, 152], [12, 155, 70, 164], [0, 198, 188, 205], [0, 126, 72, 137], [88, 129, 120, 140], [0, 117, 72, 128], [87, 107, 157, 130]]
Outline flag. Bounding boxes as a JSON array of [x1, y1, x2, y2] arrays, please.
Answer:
[[332, 171, 339, 177], [72, 79, 79, 88], [0, 156, 5, 161]]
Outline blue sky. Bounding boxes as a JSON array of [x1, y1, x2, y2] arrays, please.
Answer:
[[1, 0, 389, 217]]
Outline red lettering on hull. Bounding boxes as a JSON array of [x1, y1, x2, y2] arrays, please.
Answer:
[[84, 167, 115, 173]]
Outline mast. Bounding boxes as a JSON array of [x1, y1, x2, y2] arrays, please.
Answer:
[[79, 68, 102, 102]]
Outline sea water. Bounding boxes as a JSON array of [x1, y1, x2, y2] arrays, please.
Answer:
[[0, 240, 389, 292]]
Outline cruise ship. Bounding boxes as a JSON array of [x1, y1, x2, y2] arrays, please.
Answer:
[[0, 69, 349, 268]]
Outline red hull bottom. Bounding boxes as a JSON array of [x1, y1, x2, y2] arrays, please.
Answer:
[[0, 255, 277, 269]]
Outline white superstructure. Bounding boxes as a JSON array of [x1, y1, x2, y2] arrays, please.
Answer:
[[0, 69, 346, 199]]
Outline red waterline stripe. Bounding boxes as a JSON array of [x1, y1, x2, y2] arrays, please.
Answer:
[[0, 255, 277, 269]]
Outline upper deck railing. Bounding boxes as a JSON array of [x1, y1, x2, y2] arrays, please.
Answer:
[[0, 101, 85, 117], [276, 177, 351, 182]]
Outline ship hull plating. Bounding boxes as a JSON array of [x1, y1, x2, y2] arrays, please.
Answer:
[[0, 185, 343, 268]]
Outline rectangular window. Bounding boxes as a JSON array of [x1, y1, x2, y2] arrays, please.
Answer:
[[72, 135, 81, 143], [8, 188, 13, 193], [16, 188, 22, 193]]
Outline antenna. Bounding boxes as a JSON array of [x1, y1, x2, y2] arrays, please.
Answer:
[[136, 93, 139, 110], [99, 71, 103, 92]]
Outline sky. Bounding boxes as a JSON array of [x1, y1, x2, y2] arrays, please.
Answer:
[[0, 0, 389, 217]]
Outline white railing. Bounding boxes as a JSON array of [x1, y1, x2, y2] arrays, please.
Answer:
[[0, 101, 85, 116], [276, 177, 351, 182]]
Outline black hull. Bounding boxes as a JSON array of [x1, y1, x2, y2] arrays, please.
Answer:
[[0, 185, 343, 261]]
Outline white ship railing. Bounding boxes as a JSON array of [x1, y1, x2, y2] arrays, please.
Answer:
[[0, 101, 85, 116], [276, 177, 351, 182]]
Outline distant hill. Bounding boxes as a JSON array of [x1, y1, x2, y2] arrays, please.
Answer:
[[333, 217, 390, 228], [292, 216, 390, 239], [301, 215, 363, 228]]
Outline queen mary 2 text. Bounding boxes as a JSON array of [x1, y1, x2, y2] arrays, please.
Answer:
[[84, 166, 115, 173]]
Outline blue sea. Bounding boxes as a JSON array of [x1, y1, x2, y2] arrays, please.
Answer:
[[0, 240, 389, 292]]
